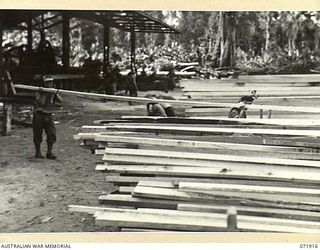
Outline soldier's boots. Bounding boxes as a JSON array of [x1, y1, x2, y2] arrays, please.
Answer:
[[34, 143, 57, 159], [46, 153, 57, 160], [35, 153, 45, 158], [35, 144, 45, 158], [46, 143, 57, 160]]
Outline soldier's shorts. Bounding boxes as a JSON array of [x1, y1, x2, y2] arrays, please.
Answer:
[[33, 111, 56, 144]]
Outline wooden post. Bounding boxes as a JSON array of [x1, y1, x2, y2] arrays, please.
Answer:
[[0, 18, 12, 136], [0, 17, 3, 96], [259, 109, 263, 119], [130, 25, 136, 71], [40, 14, 45, 42], [62, 12, 70, 70], [2, 103, 12, 136], [103, 20, 110, 73], [227, 206, 237, 231], [27, 15, 33, 52], [268, 110, 272, 119]]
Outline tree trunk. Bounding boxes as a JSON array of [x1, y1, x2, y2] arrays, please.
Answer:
[[287, 13, 299, 57], [219, 12, 236, 67], [212, 13, 223, 67], [265, 12, 270, 52]]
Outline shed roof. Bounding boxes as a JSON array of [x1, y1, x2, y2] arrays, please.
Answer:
[[0, 10, 180, 34]]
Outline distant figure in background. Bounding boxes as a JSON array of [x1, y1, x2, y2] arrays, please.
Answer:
[[167, 67, 175, 91], [125, 70, 138, 105], [33, 75, 63, 159], [102, 63, 116, 94], [36, 40, 56, 73], [140, 65, 147, 77], [146, 95, 176, 117], [228, 90, 258, 118]]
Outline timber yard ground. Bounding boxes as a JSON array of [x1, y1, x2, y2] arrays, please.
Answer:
[[0, 89, 182, 232], [0, 80, 320, 233]]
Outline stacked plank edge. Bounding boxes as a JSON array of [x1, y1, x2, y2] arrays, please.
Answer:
[[180, 74, 320, 118], [70, 113, 320, 232]]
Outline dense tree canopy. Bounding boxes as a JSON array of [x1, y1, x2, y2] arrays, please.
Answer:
[[3, 11, 320, 73]]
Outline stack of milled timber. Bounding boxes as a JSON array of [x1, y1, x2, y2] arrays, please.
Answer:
[[70, 116, 320, 232], [181, 74, 320, 118]]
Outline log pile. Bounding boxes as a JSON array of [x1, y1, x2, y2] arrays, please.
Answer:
[[70, 116, 320, 232]]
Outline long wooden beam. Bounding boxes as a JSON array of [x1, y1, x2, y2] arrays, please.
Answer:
[[120, 116, 320, 127], [179, 77, 320, 86], [240, 74, 320, 78], [180, 82, 312, 88], [103, 124, 320, 138], [14, 84, 320, 113], [177, 204, 320, 222], [68, 205, 133, 214], [99, 194, 179, 209], [133, 186, 320, 212], [136, 208, 320, 231], [182, 86, 320, 92], [106, 122, 284, 129], [80, 129, 320, 148], [178, 188, 319, 206], [92, 207, 320, 232], [95, 135, 302, 153], [101, 164, 320, 184], [181, 74, 320, 83], [102, 147, 320, 168], [104, 175, 319, 189], [183, 92, 320, 99], [178, 182, 320, 197], [103, 154, 320, 171], [184, 91, 320, 97], [94, 209, 227, 231]]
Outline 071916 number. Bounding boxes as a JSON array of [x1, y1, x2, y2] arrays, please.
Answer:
[[300, 244, 318, 249]]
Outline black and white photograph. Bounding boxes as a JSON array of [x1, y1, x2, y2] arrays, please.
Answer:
[[1, 5, 320, 239]]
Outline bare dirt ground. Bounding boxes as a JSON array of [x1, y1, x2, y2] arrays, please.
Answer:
[[0, 92, 162, 233]]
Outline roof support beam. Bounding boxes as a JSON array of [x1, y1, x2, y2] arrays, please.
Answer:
[[40, 14, 45, 41], [0, 18, 3, 96], [0, 19, 12, 136], [27, 15, 33, 52], [103, 19, 110, 71], [34, 13, 60, 26], [62, 12, 70, 69], [130, 25, 136, 71], [44, 20, 63, 30]]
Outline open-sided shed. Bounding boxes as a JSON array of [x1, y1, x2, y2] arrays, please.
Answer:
[[0, 10, 179, 73], [0, 9, 179, 135]]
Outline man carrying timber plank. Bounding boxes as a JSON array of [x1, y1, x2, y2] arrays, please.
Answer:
[[228, 90, 258, 118], [33, 75, 63, 159], [146, 95, 176, 117]]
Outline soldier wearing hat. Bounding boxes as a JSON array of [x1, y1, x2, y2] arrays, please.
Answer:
[[228, 90, 258, 118], [146, 95, 176, 117], [33, 75, 63, 159]]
